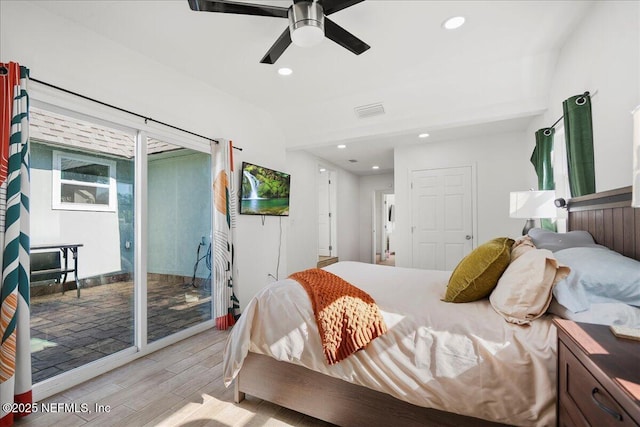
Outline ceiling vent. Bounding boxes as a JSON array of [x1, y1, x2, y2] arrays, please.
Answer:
[[354, 102, 385, 119], [348, 159, 358, 163]]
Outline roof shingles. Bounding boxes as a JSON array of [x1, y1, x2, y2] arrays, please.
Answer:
[[30, 108, 179, 158]]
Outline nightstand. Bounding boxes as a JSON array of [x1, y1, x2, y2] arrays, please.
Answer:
[[554, 319, 640, 426]]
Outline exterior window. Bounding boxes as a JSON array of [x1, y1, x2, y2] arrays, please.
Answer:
[[52, 151, 117, 211]]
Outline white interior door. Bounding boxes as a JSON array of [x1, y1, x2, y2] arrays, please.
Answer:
[[318, 169, 331, 257], [411, 166, 473, 270]]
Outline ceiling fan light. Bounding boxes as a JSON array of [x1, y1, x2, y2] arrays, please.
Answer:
[[291, 25, 324, 47], [289, 1, 325, 48]]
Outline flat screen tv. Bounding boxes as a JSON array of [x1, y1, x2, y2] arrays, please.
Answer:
[[239, 162, 290, 216]]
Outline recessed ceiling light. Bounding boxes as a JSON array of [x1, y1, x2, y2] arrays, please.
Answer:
[[278, 67, 293, 76], [337, 144, 347, 149], [372, 165, 380, 170], [319, 168, 326, 172], [442, 16, 465, 30], [418, 133, 430, 138]]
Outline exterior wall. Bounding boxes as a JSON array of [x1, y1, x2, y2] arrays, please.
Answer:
[[147, 150, 211, 278], [31, 142, 133, 279]]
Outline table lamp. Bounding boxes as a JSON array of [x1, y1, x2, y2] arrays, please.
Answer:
[[510, 190, 557, 235]]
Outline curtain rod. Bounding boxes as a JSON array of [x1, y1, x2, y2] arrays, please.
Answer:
[[28, 76, 243, 151], [544, 90, 597, 134]]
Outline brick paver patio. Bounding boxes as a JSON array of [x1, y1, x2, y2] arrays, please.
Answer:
[[30, 277, 211, 383]]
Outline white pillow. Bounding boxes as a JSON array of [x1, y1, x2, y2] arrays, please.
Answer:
[[490, 249, 570, 325], [553, 247, 640, 313]]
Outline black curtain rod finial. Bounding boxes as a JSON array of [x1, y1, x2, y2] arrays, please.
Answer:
[[213, 139, 242, 151]]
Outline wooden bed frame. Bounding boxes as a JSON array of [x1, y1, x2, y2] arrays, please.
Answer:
[[234, 186, 639, 427], [567, 186, 639, 261]]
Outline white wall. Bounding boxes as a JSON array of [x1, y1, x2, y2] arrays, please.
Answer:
[[1, 1, 288, 309], [394, 132, 531, 268], [358, 174, 394, 263], [286, 150, 360, 274], [336, 167, 360, 262], [526, 1, 640, 192], [285, 151, 320, 274]]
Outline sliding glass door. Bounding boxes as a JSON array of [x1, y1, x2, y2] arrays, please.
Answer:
[[29, 105, 213, 385]]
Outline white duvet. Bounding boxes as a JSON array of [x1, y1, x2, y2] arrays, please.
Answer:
[[223, 262, 557, 426]]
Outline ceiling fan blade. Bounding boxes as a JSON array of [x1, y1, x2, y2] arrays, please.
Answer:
[[260, 28, 292, 64], [188, 0, 288, 18], [322, 0, 365, 15], [324, 17, 370, 55]]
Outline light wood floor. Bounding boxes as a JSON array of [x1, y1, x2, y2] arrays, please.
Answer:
[[16, 328, 334, 427], [375, 253, 395, 267]]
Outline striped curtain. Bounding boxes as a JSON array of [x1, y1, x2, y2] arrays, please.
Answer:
[[211, 140, 239, 330], [0, 63, 32, 426]]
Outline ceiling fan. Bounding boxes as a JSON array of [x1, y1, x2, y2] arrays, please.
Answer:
[[187, 0, 370, 64]]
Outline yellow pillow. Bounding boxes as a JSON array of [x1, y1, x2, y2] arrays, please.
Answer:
[[443, 237, 515, 303]]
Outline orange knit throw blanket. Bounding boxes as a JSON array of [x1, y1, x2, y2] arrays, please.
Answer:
[[289, 268, 387, 365]]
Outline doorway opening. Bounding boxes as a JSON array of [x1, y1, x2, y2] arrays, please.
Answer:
[[372, 189, 395, 266], [317, 166, 338, 268]]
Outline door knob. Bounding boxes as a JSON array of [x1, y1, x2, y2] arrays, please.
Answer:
[[465, 235, 472, 240]]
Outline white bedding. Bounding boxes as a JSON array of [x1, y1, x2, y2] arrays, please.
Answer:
[[223, 261, 557, 426]]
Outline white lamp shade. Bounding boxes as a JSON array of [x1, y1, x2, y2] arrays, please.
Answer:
[[633, 105, 640, 208], [510, 190, 557, 219]]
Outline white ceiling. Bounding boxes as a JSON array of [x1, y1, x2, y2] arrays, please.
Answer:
[[31, 0, 592, 175]]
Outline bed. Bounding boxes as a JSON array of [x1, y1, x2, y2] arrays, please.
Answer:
[[223, 186, 639, 427]]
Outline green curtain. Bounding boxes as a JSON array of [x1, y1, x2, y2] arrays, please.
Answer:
[[530, 128, 556, 231], [531, 128, 555, 190], [563, 93, 595, 196]]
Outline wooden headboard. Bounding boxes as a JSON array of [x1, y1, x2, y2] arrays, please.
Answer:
[[567, 186, 640, 261]]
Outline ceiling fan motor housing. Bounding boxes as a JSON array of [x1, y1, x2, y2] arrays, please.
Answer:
[[288, 1, 325, 47]]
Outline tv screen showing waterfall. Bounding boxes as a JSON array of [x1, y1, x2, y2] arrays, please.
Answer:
[[239, 162, 290, 216]]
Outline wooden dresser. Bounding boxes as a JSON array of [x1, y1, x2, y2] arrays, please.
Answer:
[[555, 319, 640, 426]]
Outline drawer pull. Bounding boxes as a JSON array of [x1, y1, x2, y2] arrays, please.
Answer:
[[591, 387, 623, 421]]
